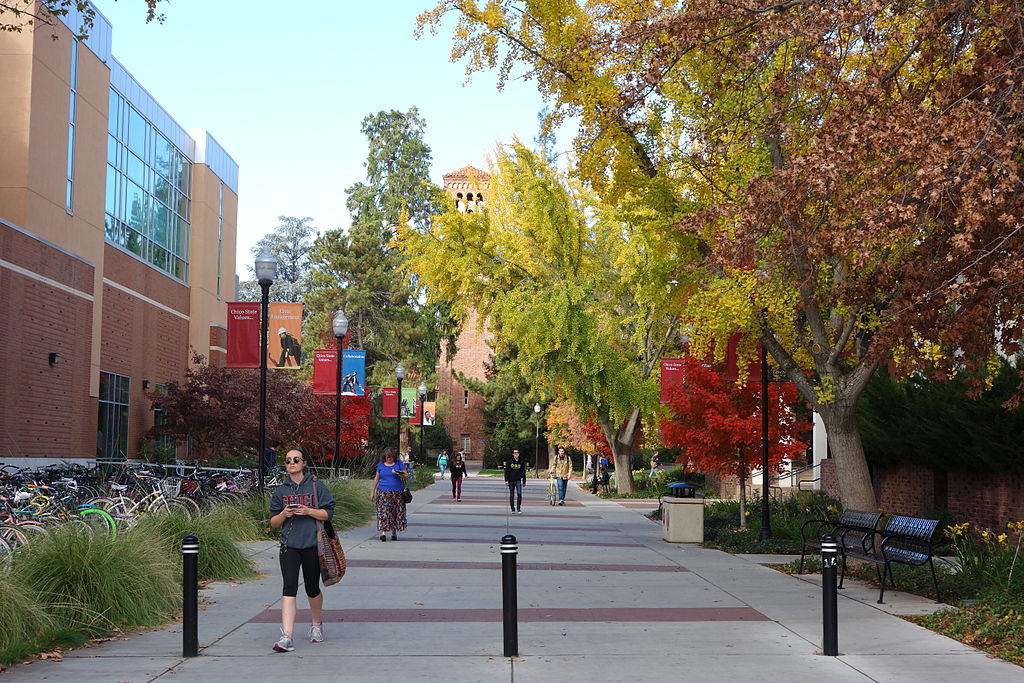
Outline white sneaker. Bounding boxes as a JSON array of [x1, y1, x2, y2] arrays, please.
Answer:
[[309, 622, 324, 643], [273, 629, 294, 652]]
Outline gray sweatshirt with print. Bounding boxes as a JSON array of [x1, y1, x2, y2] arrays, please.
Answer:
[[269, 474, 336, 549]]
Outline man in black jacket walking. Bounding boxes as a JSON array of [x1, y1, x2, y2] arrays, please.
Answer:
[[504, 449, 527, 514]]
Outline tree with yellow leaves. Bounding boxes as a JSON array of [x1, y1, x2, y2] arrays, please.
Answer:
[[398, 143, 691, 493]]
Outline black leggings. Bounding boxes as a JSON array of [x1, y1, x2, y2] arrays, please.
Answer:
[[280, 545, 321, 598]]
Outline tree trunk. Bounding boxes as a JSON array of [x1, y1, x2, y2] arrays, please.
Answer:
[[818, 402, 877, 511], [597, 412, 639, 494], [738, 469, 747, 530]]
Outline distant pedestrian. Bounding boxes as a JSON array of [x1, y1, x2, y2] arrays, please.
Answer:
[[269, 449, 335, 652], [504, 448, 527, 513], [370, 450, 408, 542], [450, 452, 467, 501], [649, 451, 660, 478], [437, 450, 449, 479], [549, 446, 573, 505], [262, 441, 281, 477]]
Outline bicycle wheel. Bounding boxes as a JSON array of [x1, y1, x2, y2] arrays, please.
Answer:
[[0, 524, 31, 548], [78, 507, 118, 538], [0, 535, 13, 568]]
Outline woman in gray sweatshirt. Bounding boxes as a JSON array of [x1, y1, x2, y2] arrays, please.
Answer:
[[268, 449, 335, 652]]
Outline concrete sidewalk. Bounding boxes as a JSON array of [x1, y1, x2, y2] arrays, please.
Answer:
[[5, 476, 1021, 682]]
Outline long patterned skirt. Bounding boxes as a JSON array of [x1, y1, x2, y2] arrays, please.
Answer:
[[376, 490, 408, 532]]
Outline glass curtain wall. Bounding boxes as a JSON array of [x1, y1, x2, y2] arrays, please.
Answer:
[[104, 88, 191, 281]]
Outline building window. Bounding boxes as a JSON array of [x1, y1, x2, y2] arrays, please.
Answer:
[[460, 434, 471, 454], [151, 383, 176, 461], [463, 389, 470, 407], [97, 372, 130, 460], [104, 88, 191, 281], [66, 40, 79, 212]]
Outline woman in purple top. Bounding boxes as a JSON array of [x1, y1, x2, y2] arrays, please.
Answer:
[[369, 450, 408, 541]]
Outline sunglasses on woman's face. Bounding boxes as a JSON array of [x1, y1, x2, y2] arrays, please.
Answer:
[[285, 457, 303, 464]]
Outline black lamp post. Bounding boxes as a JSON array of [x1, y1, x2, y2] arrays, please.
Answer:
[[534, 403, 541, 478], [395, 362, 405, 455], [759, 341, 772, 542], [332, 309, 348, 479], [255, 253, 277, 493], [418, 382, 427, 465]]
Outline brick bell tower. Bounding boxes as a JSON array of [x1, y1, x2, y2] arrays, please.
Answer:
[[436, 166, 492, 461]]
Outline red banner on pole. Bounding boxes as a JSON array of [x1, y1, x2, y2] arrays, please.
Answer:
[[381, 388, 398, 418], [312, 349, 337, 395], [409, 401, 422, 426], [723, 334, 763, 383], [660, 358, 685, 403], [226, 302, 261, 368]]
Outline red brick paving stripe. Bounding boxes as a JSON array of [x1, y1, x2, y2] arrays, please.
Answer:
[[343, 559, 688, 572], [427, 498, 584, 507], [414, 511, 601, 519], [412, 522, 620, 532], [251, 607, 765, 623], [395, 537, 644, 548]]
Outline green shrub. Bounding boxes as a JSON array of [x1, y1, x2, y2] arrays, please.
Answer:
[[10, 524, 179, 634], [943, 520, 1024, 596]]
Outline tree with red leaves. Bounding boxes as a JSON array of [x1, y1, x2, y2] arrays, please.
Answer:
[[296, 395, 372, 466], [660, 356, 811, 529], [146, 355, 368, 464]]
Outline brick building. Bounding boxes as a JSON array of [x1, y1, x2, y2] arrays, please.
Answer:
[[0, 7, 237, 465], [435, 166, 491, 461]]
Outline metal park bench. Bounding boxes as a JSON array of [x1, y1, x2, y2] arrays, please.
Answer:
[[839, 514, 942, 604], [798, 509, 883, 574]]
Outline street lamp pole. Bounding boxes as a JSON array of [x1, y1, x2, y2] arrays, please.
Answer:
[[332, 309, 348, 480], [418, 382, 427, 466], [395, 363, 405, 456], [759, 341, 773, 541], [534, 403, 541, 478], [255, 253, 277, 494]]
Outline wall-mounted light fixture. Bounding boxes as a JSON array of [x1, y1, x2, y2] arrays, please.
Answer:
[[48, 353, 60, 366], [142, 380, 151, 390]]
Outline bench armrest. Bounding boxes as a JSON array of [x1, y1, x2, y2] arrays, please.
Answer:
[[839, 524, 880, 554], [799, 518, 838, 542]]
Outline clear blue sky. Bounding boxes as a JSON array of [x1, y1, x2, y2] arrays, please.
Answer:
[[91, 0, 563, 273]]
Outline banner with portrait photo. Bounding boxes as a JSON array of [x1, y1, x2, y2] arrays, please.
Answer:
[[268, 302, 304, 369], [226, 302, 261, 368], [410, 401, 436, 426]]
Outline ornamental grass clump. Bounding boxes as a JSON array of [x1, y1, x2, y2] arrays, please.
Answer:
[[130, 509, 256, 581], [0, 576, 56, 654], [10, 524, 179, 634], [325, 479, 375, 531]]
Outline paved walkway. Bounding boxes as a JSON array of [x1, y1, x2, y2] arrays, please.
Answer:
[[5, 475, 1022, 682]]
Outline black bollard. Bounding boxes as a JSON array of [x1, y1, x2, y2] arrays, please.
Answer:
[[500, 534, 518, 657], [820, 533, 838, 656], [182, 534, 200, 657]]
